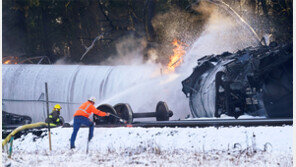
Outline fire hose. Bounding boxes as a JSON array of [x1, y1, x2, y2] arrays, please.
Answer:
[[2, 122, 48, 148], [108, 113, 128, 124], [2, 122, 48, 157]]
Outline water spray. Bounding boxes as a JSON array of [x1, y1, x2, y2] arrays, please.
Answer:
[[202, 0, 261, 44]]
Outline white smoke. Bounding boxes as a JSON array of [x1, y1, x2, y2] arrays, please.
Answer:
[[184, 5, 259, 56], [52, 1, 262, 121], [100, 35, 149, 66], [181, 2, 259, 73], [98, 2, 261, 120]]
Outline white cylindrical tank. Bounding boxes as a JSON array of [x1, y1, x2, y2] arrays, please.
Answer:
[[3, 64, 190, 123], [3, 64, 161, 122]]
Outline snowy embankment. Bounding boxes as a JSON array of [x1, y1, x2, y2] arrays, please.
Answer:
[[3, 126, 293, 166]]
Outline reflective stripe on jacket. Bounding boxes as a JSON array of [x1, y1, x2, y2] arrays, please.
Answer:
[[50, 123, 57, 126], [74, 101, 107, 118], [45, 110, 62, 126]]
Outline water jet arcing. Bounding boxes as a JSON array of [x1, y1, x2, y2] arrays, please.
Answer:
[[202, 0, 261, 43]]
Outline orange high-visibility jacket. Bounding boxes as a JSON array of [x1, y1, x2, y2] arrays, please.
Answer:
[[74, 101, 107, 118]]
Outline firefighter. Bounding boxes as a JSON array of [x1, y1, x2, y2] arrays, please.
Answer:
[[45, 104, 63, 126], [70, 96, 110, 149]]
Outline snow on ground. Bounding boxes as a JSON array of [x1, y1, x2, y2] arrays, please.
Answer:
[[2, 126, 293, 167]]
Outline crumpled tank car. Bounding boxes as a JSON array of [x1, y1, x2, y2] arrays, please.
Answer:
[[182, 42, 292, 118]]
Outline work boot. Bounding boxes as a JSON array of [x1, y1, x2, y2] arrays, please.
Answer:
[[88, 136, 92, 142], [70, 141, 75, 149]]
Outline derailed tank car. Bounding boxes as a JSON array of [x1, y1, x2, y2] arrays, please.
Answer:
[[182, 42, 292, 118]]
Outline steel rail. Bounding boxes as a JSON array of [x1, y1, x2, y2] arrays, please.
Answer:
[[63, 118, 292, 128], [130, 118, 293, 128], [2, 118, 292, 130]]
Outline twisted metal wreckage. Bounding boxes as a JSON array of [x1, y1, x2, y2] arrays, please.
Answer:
[[182, 42, 292, 119]]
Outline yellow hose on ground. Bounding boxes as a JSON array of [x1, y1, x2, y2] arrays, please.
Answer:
[[2, 122, 48, 148]]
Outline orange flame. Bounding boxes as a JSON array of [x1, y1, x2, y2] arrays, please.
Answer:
[[4, 60, 11, 64], [3, 57, 19, 64], [167, 39, 187, 71]]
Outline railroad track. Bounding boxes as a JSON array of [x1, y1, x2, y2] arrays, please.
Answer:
[[3, 118, 292, 130], [66, 118, 293, 128], [130, 118, 293, 128]]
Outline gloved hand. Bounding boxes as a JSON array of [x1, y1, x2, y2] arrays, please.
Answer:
[[106, 113, 110, 116]]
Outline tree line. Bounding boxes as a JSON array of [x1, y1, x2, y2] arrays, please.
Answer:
[[2, 0, 292, 64]]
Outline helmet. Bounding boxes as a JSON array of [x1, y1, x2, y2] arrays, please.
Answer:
[[88, 96, 96, 103], [54, 104, 62, 110]]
